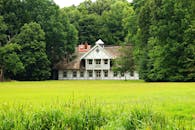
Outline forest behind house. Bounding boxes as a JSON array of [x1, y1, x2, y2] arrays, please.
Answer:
[[0, 0, 194, 81]]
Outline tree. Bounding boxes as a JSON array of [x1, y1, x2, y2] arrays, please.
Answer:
[[13, 22, 51, 81], [180, 0, 195, 81], [113, 45, 135, 80], [64, 0, 132, 45], [122, 5, 137, 44], [59, 11, 78, 59], [0, 0, 24, 39], [0, 0, 79, 80], [0, 16, 8, 46], [101, 1, 130, 44], [89, 0, 115, 15], [132, 0, 195, 81], [22, 0, 78, 79], [0, 43, 24, 81], [62, 6, 82, 30], [78, 14, 100, 44], [132, 0, 151, 80]]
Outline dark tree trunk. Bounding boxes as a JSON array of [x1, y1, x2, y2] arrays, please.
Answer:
[[0, 68, 4, 82]]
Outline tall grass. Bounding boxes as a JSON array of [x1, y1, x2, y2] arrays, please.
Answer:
[[0, 100, 194, 130], [0, 81, 194, 129]]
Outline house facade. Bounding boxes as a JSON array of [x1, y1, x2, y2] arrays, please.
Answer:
[[55, 39, 139, 80]]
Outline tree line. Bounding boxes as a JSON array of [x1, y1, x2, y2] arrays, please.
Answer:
[[0, 0, 194, 81], [0, 0, 77, 81], [63, 0, 133, 45], [128, 0, 195, 81]]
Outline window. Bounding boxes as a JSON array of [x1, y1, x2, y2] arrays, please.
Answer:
[[73, 71, 77, 78], [113, 72, 118, 77], [80, 71, 84, 77], [130, 72, 134, 77], [96, 70, 101, 77], [88, 59, 93, 64], [96, 59, 101, 64], [104, 59, 108, 64], [63, 71, 67, 78], [104, 70, 108, 77], [88, 70, 93, 77], [121, 72, 124, 77]]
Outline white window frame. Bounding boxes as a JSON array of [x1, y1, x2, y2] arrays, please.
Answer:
[[95, 59, 101, 64], [63, 71, 67, 78], [113, 72, 118, 77], [96, 70, 101, 77], [104, 70, 108, 77], [121, 72, 124, 77], [104, 59, 108, 64], [88, 59, 93, 65], [80, 71, 84, 77], [73, 71, 77, 78], [88, 70, 93, 77]]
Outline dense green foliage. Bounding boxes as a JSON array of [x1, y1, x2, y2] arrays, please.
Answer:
[[0, 0, 194, 81], [0, 16, 7, 46], [0, 44, 24, 81], [13, 22, 51, 81], [113, 45, 135, 77], [129, 0, 195, 81], [63, 0, 132, 45], [0, 81, 194, 129], [0, 0, 78, 80]]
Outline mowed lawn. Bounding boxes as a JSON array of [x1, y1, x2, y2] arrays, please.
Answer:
[[0, 80, 194, 129]]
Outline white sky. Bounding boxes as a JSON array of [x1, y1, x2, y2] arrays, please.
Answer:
[[54, 0, 133, 8]]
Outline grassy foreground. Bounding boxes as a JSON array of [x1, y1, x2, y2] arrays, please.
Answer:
[[0, 80, 194, 129]]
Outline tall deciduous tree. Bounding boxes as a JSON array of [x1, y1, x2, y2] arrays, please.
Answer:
[[113, 45, 135, 78], [132, 0, 195, 81], [14, 22, 51, 81], [78, 14, 100, 44], [101, 1, 129, 44], [64, 0, 132, 45], [0, 16, 7, 46], [0, 0, 79, 80], [0, 43, 24, 81]]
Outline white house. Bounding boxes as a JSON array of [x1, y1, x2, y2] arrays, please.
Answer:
[[55, 39, 139, 80]]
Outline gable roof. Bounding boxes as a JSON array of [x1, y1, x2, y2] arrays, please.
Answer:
[[80, 44, 112, 60], [54, 45, 124, 70]]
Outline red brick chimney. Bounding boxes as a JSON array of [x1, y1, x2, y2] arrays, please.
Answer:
[[78, 42, 91, 52]]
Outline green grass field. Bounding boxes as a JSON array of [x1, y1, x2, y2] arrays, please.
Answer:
[[0, 80, 194, 129]]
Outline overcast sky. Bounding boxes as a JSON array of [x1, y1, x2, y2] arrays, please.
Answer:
[[54, 0, 133, 8]]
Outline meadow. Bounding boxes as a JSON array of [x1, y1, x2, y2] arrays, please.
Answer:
[[0, 80, 194, 129]]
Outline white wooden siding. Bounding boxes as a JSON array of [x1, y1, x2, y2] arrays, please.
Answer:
[[58, 70, 139, 80]]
